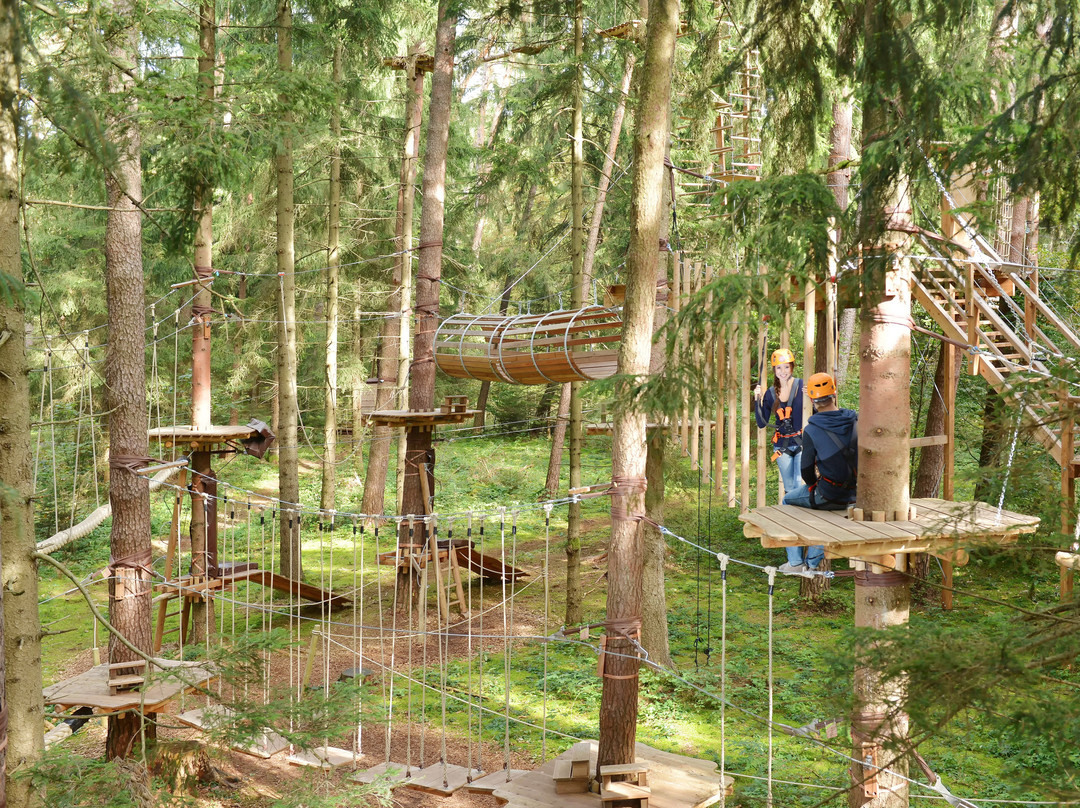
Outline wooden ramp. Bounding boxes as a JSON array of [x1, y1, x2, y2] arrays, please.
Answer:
[[218, 565, 351, 609], [493, 740, 731, 808], [454, 545, 528, 582]]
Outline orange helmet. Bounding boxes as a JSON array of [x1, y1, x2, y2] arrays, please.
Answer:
[[770, 348, 795, 368], [807, 372, 837, 399]]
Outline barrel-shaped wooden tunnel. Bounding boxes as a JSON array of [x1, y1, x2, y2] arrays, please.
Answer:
[[434, 306, 623, 385]]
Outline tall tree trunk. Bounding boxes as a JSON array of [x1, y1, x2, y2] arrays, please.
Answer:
[[276, 0, 301, 579], [597, 0, 678, 771], [582, 51, 635, 282], [828, 87, 857, 389], [566, 0, 586, 631], [103, 0, 153, 757], [851, 2, 913, 804], [472, 277, 513, 428], [470, 59, 493, 255], [188, 0, 217, 646], [362, 45, 423, 519], [913, 340, 959, 498], [321, 39, 343, 515], [397, 1, 455, 596], [545, 384, 572, 495], [0, 3, 43, 798], [911, 340, 959, 604], [229, 273, 246, 426]]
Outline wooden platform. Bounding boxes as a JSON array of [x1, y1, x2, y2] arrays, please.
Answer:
[[368, 405, 478, 430], [464, 769, 530, 792], [350, 761, 423, 785], [176, 706, 289, 758], [43, 659, 215, 714], [148, 424, 260, 450], [494, 740, 732, 808], [217, 564, 351, 609], [740, 498, 1039, 562], [286, 746, 356, 768]]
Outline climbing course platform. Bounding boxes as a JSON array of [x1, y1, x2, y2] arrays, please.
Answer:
[[44, 658, 216, 714], [741, 498, 1039, 564]]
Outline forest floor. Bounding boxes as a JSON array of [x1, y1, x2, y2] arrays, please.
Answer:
[[35, 432, 1078, 807]]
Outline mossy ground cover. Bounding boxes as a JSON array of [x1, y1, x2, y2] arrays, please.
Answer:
[[36, 426, 1076, 806]]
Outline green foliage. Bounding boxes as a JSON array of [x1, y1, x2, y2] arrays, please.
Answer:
[[24, 750, 181, 808]]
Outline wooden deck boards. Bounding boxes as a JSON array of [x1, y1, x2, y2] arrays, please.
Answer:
[[43, 659, 215, 713], [495, 740, 728, 808], [740, 497, 1039, 562]]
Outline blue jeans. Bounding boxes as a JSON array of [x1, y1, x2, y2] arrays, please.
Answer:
[[776, 450, 802, 496], [779, 483, 847, 569]]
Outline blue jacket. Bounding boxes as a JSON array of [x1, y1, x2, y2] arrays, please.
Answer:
[[801, 408, 858, 505], [754, 379, 804, 454]]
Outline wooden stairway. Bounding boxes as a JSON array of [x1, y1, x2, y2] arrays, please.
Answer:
[[911, 234, 1080, 479]]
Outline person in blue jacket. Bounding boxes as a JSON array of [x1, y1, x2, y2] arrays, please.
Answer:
[[779, 372, 858, 576], [753, 348, 804, 497]]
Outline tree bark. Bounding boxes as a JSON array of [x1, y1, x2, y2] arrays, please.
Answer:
[[545, 384, 571, 497], [103, 0, 153, 756], [397, 1, 455, 596], [472, 276, 513, 428], [566, 0, 586, 634], [362, 45, 423, 519], [828, 88, 857, 389], [188, 0, 216, 647], [321, 39, 343, 515], [582, 51, 635, 283], [851, 2, 914, 804], [1, 3, 43, 798], [275, 0, 301, 579], [597, 0, 678, 770], [913, 340, 959, 498]]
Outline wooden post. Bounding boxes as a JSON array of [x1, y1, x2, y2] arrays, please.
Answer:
[[702, 266, 713, 486], [681, 256, 691, 453], [740, 316, 750, 512], [803, 276, 816, 399], [691, 261, 703, 471], [966, 261, 979, 376], [154, 469, 186, 652], [727, 332, 737, 505], [943, 344, 956, 500], [715, 319, 725, 496], [756, 316, 767, 508], [826, 223, 839, 378], [1060, 390, 1075, 602]]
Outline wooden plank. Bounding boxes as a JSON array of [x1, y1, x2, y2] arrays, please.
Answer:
[[287, 746, 356, 769], [44, 659, 214, 713], [464, 769, 530, 793], [350, 761, 423, 786], [909, 435, 947, 448], [404, 763, 485, 795]]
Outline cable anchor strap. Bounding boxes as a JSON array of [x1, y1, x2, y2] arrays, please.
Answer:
[[110, 454, 157, 475], [597, 616, 643, 680], [108, 548, 155, 600]]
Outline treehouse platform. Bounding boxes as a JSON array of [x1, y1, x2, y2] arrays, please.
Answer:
[[740, 498, 1039, 564], [368, 395, 478, 431], [148, 420, 274, 456], [43, 658, 216, 714]]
